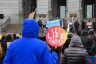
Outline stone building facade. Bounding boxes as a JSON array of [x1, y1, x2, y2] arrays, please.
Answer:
[[22, 0, 36, 18], [51, 0, 96, 21], [0, 0, 96, 24], [0, 0, 22, 24]]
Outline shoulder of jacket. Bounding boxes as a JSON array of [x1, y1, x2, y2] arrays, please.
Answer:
[[33, 38, 47, 48]]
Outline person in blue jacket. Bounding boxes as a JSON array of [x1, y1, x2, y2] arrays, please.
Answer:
[[3, 19, 58, 64]]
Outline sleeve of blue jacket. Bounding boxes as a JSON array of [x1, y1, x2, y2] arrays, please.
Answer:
[[43, 45, 58, 64], [36, 42, 59, 64], [3, 43, 14, 64]]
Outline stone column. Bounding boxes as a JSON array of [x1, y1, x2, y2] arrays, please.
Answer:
[[48, 0, 52, 19], [0, 0, 21, 24], [66, 0, 82, 22], [22, 0, 37, 18], [51, 0, 58, 18]]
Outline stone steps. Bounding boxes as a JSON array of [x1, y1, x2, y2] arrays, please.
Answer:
[[2, 24, 22, 33]]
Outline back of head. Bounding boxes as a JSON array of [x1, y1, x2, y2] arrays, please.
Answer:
[[13, 34, 16, 39], [81, 30, 88, 36], [69, 35, 83, 47], [88, 29, 94, 35], [6, 34, 12, 42], [64, 35, 88, 64], [1, 36, 6, 41], [67, 33, 73, 38], [22, 19, 39, 38]]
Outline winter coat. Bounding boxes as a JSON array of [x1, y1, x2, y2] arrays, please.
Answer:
[[87, 29, 96, 56], [87, 35, 96, 56], [61, 35, 89, 64], [80, 30, 89, 51], [3, 19, 58, 64]]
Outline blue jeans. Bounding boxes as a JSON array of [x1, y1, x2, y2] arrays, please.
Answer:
[[90, 56, 94, 64]]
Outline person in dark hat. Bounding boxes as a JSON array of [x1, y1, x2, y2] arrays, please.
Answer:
[[61, 35, 89, 64]]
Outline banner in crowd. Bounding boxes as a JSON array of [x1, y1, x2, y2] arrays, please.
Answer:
[[46, 26, 67, 47], [46, 20, 60, 28]]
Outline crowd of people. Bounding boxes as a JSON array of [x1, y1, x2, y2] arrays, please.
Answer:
[[37, 18, 96, 64], [0, 33, 21, 64], [0, 18, 95, 64]]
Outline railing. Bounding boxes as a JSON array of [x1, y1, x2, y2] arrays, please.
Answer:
[[0, 16, 11, 32]]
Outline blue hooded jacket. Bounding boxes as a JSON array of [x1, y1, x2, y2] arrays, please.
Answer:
[[3, 19, 58, 64]]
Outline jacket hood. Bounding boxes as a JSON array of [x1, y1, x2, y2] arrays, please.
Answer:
[[69, 35, 83, 47], [81, 30, 88, 36], [22, 19, 39, 38], [88, 29, 95, 35]]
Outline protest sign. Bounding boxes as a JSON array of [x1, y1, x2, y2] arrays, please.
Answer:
[[46, 20, 60, 28], [46, 26, 67, 47], [28, 11, 36, 19]]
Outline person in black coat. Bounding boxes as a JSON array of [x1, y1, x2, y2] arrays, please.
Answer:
[[0, 36, 7, 64], [13, 34, 20, 41], [87, 29, 96, 56], [61, 35, 89, 64], [93, 20, 96, 32], [74, 20, 79, 33], [1, 36, 7, 55], [80, 30, 89, 52], [62, 33, 73, 54]]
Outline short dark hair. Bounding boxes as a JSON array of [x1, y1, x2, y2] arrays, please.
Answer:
[[88, 29, 94, 35], [67, 33, 73, 38]]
